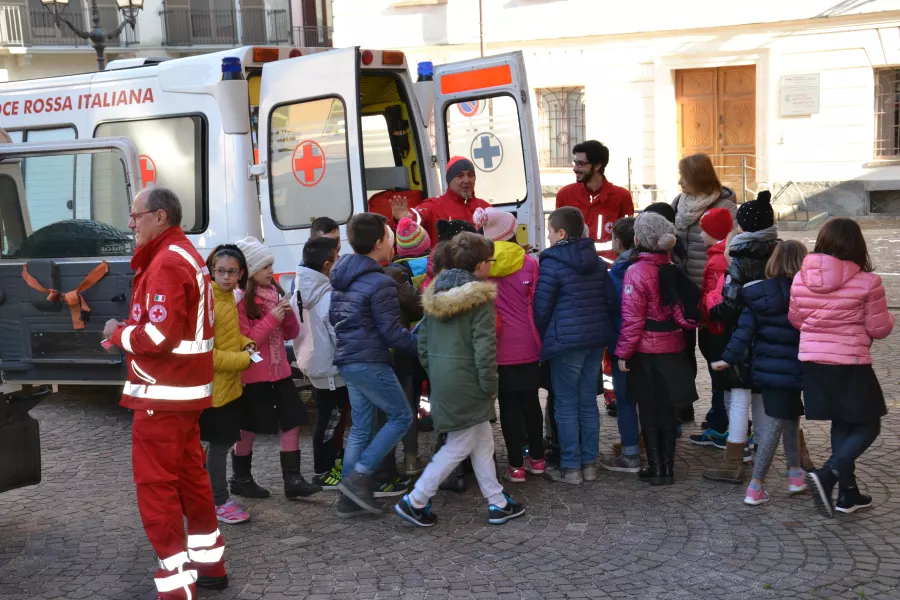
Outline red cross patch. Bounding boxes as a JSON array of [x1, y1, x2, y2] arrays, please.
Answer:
[[139, 154, 157, 189], [131, 303, 142, 321], [605, 221, 614, 233], [149, 304, 167, 323]]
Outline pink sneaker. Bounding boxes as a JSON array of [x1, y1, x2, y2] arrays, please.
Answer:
[[216, 499, 250, 524], [524, 455, 545, 475], [504, 465, 526, 483], [787, 471, 808, 494], [743, 485, 770, 506]]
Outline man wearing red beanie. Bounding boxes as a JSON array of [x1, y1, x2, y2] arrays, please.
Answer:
[[555, 141, 633, 263], [391, 157, 490, 247]]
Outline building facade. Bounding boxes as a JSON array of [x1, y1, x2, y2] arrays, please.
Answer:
[[333, 0, 900, 217], [0, 0, 331, 80]]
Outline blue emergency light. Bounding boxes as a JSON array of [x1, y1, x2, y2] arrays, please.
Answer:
[[417, 61, 433, 78], [221, 57, 242, 75]]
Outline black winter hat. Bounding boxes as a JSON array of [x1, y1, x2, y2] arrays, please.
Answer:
[[436, 219, 477, 242], [736, 190, 774, 232]]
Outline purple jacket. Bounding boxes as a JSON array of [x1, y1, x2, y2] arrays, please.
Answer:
[[615, 252, 698, 360], [490, 241, 541, 365]]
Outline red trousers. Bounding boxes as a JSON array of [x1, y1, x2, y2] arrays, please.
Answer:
[[132, 409, 226, 599]]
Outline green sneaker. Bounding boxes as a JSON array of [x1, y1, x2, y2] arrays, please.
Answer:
[[312, 466, 341, 491]]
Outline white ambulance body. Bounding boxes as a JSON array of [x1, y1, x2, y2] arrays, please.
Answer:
[[0, 45, 544, 387]]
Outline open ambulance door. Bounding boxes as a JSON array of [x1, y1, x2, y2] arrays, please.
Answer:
[[0, 137, 141, 386], [433, 52, 544, 248], [257, 47, 365, 273]]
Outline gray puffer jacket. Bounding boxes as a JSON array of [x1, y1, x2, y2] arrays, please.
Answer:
[[671, 187, 737, 287]]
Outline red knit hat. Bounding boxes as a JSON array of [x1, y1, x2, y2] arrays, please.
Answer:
[[699, 208, 733, 241]]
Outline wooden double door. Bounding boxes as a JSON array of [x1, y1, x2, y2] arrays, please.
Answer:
[[676, 66, 756, 199]]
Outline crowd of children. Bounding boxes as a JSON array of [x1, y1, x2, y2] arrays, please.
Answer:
[[197, 164, 894, 528]]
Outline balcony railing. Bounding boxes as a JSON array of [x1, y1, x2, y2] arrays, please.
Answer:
[[25, 8, 138, 46], [162, 8, 289, 46], [292, 25, 332, 47], [0, 4, 24, 46]]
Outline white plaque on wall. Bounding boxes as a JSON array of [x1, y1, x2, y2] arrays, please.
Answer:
[[780, 74, 820, 116]]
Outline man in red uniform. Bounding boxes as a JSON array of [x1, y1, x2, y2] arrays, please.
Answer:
[[390, 156, 491, 246], [555, 140, 634, 263], [103, 186, 225, 600]]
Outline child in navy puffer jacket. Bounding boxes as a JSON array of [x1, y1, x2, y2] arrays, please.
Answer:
[[713, 241, 808, 506]]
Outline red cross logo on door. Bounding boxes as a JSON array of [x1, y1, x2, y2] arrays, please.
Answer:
[[139, 154, 157, 189], [291, 140, 326, 187]]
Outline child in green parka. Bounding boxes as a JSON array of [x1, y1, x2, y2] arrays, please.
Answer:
[[393, 232, 526, 527]]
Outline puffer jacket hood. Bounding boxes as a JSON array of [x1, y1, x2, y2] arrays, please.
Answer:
[[490, 241, 525, 278], [614, 252, 698, 360], [295, 265, 330, 310], [721, 277, 801, 391], [799, 253, 861, 294], [422, 269, 497, 320], [330, 253, 382, 292], [540, 237, 601, 275], [789, 253, 894, 365]]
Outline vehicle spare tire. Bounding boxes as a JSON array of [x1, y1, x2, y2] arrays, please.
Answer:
[[17, 219, 134, 259]]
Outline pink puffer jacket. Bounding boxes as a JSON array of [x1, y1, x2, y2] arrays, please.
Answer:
[[615, 252, 697, 360], [490, 241, 541, 365], [789, 253, 893, 365]]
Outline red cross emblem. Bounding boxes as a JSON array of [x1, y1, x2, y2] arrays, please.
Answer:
[[149, 304, 167, 323], [291, 140, 326, 187], [139, 155, 157, 189]]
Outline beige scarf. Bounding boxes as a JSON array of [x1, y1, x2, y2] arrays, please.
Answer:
[[674, 190, 721, 232]]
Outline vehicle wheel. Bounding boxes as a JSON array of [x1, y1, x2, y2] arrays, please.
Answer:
[[17, 219, 133, 259]]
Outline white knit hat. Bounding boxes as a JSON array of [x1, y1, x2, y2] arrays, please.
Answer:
[[634, 212, 677, 253], [235, 236, 274, 276]]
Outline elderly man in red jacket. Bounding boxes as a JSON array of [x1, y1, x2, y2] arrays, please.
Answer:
[[555, 140, 634, 263], [390, 156, 491, 246], [103, 186, 225, 600]]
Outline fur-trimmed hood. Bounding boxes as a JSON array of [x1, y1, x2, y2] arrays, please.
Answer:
[[422, 268, 497, 320]]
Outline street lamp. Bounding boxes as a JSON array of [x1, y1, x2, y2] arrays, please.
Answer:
[[40, 0, 143, 71]]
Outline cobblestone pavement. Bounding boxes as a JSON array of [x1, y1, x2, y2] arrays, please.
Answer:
[[2, 233, 900, 600]]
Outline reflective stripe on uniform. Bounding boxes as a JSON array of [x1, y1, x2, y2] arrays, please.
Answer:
[[120, 325, 136, 353], [123, 382, 212, 401], [155, 568, 197, 592], [594, 241, 613, 252], [168, 245, 209, 354], [145, 323, 166, 345], [187, 529, 221, 548], [158, 551, 189, 571], [173, 337, 214, 355], [187, 545, 224, 564]]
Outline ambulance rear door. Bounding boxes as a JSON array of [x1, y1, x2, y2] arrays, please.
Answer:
[[0, 137, 141, 385], [432, 52, 544, 248], [257, 47, 365, 274]]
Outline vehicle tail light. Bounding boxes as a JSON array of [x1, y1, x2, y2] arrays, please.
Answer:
[[253, 47, 279, 63], [289, 48, 302, 58], [361, 50, 374, 65], [382, 51, 405, 66]]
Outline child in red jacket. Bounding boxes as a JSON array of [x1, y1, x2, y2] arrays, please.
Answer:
[[690, 208, 733, 446]]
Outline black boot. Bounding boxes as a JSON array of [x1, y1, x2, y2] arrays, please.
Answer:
[[280, 451, 322, 501], [196, 574, 229, 590], [638, 429, 663, 485], [659, 429, 677, 485], [229, 451, 270, 498]]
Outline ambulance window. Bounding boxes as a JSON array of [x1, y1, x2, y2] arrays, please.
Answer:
[[0, 174, 25, 254], [20, 127, 77, 230], [94, 116, 206, 232], [362, 114, 396, 197], [444, 96, 526, 206], [269, 96, 352, 229]]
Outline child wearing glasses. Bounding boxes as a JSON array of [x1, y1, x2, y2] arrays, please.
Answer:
[[200, 244, 256, 523]]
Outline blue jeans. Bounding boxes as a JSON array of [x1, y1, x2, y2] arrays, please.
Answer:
[[610, 358, 639, 455], [549, 348, 603, 470], [337, 362, 413, 477]]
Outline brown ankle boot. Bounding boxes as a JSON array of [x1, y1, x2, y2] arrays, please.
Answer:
[[799, 429, 816, 471], [702, 442, 745, 484]]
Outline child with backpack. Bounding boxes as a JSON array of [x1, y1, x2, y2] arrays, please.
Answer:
[[200, 244, 256, 523], [394, 232, 526, 527], [232, 236, 321, 502], [790, 218, 894, 517], [292, 236, 348, 491], [615, 212, 700, 486], [473, 206, 545, 482], [712, 240, 809, 505]]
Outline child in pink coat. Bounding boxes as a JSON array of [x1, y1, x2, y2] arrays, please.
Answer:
[[789, 218, 894, 518], [231, 236, 321, 502], [474, 207, 545, 482]]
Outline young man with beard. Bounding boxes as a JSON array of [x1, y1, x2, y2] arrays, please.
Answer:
[[555, 141, 634, 264]]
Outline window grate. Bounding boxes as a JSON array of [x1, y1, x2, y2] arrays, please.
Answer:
[[537, 87, 585, 168], [874, 68, 900, 159]]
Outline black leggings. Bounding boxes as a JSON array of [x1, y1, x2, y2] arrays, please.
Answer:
[[311, 387, 350, 474], [826, 418, 881, 488], [498, 389, 544, 468]]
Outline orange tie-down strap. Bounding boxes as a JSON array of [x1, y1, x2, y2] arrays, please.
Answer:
[[21, 261, 110, 330]]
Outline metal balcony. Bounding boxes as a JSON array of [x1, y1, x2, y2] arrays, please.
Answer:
[[0, 4, 24, 46], [161, 8, 289, 46], [26, 7, 138, 47], [292, 24, 332, 47]]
